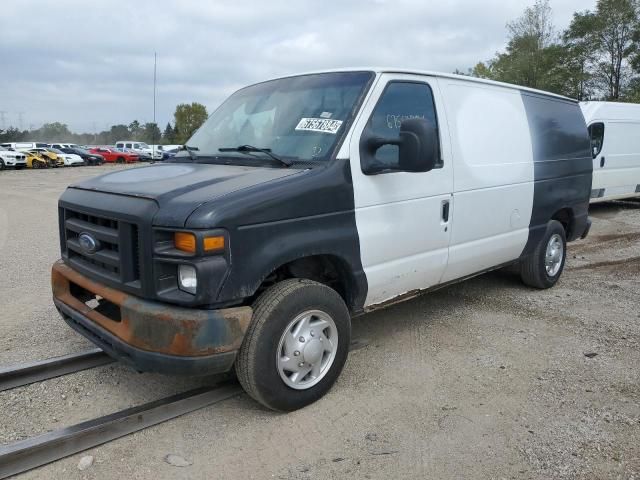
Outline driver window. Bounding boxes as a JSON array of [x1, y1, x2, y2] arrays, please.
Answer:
[[366, 82, 439, 168], [588, 123, 604, 158]]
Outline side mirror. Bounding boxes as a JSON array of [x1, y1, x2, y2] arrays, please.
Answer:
[[361, 118, 438, 174], [397, 118, 437, 172]]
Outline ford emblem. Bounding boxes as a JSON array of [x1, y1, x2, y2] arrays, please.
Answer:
[[78, 232, 100, 254]]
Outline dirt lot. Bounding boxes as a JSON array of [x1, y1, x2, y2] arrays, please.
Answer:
[[0, 165, 638, 479]]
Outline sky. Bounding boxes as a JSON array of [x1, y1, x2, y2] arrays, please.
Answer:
[[0, 0, 596, 134]]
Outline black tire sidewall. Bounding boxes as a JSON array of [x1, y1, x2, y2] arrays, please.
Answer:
[[246, 282, 350, 411], [536, 221, 567, 288]]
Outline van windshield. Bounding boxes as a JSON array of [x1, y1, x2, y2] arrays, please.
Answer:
[[177, 71, 374, 165]]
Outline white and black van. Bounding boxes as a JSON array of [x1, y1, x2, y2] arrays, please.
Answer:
[[581, 101, 640, 202], [52, 69, 592, 411]]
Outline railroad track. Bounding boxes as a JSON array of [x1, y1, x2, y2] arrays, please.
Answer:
[[0, 348, 114, 392], [0, 339, 368, 478], [0, 350, 242, 478]]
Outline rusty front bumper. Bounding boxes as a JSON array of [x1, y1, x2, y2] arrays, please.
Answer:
[[51, 260, 252, 375]]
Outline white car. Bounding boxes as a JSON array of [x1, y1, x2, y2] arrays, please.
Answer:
[[48, 148, 85, 166], [49, 143, 81, 150], [115, 141, 163, 160], [0, 146, 27, 170]]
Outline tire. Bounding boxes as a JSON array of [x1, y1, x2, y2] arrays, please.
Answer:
[[116, 157, 125, 164], [520, 220, 567, 289], [0, 160, 6, 171], [236, 279, 351, 412]]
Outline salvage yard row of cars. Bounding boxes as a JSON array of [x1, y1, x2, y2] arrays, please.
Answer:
[[0, 141, 183, 170]]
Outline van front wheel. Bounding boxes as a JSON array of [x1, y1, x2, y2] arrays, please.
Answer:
[[236, 279, 351, 412], [520, 220, 567, 289]]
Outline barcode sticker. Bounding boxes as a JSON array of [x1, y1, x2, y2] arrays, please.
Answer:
[[295, 118, 343, 134]]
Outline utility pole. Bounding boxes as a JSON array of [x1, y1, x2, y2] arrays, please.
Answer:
[[0, 111, 6, 129], [17, 112, 25, 131], [152, 52, 157, 158]]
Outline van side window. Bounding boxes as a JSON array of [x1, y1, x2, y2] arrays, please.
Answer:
[[588, 123, 605, 158], [365, 81, 440, 170]]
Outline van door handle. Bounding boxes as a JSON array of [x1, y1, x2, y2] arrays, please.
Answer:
[[600, 157, 605, 168], [442, 200, 450, 222]]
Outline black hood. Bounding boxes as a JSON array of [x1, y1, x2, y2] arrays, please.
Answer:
[[69, 163, 302, 227]]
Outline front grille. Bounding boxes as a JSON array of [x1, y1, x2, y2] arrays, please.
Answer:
[[63, 209, 141, 288]]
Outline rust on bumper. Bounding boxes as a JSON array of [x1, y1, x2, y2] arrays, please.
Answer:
[[52, 260, 252, 357]]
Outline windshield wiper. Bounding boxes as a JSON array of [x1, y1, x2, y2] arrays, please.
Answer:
[[181, 145, 199, 161], [218, 145, 292, 167]]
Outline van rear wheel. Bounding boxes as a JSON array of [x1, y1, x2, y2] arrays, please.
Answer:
[[520, 220, 567, 289], [236, 279, 351, 412]]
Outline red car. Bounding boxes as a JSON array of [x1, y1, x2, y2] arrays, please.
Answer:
[[89, 147, 138, 164]]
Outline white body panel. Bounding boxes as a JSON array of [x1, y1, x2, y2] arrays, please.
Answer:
[[438, 79, 533, 282], [581, 102, 640, 202], [62, 153, 84, 166], [344, 72, 536, 309], [347, 73, 453, 307]]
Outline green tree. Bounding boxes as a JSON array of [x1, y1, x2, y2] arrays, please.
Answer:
[[32, 122, 73, 142], [162, 122, 175, 144], [173, 102, 208, 144], [470, 0, 570, 94], [566, 0, 640, 100], [141, 122, 161, 144], [471, 62, 494, 79], [108, 124, 130, 144], [128, 120, 142, 140], [0, 127, 28, 143]]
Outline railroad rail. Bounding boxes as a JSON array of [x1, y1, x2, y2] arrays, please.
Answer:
[[0, 348, 114, 392], [0, 384, 242, 478], [0, 339, 367, 477]]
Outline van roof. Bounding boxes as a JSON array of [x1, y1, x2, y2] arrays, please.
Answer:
[[580, 101, 640, 122], [265, 67, 577, 103]]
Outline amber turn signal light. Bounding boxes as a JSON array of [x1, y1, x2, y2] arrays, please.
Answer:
[[174, 232, 197, 253], [204, 235, 225, 252]]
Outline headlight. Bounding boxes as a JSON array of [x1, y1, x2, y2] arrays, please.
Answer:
[[178, 265, 197, 294]]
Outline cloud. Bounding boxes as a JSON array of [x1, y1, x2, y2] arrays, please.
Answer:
[[0, 0, 595, 132]]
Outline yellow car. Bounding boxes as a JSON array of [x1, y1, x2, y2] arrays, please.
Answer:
[[29, 148, 63, 167], [24, 151, 52, 169]]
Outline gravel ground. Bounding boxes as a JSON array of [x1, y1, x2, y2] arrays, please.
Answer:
[[0, 166, 638, 479]]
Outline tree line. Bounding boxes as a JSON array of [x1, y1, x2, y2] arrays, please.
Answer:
[[0, 102, 209, 145], [464, 0, 640, 101]]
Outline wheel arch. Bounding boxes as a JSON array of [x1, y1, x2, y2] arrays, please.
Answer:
[[551, 207, 576, 240], [251, 253, 365, 313]]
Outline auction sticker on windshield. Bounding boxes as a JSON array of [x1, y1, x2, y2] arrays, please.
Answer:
[[295, 118, 343, 134]]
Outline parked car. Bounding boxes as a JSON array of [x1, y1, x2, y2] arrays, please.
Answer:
[[0, 146, 27, 170], [52, 69, 592, 411], [581, 101, 640, 203], [59, 147, 104, 166], [115, 147, 152, 162], [28, 148, 64, 167], [115, 141, 162, 160], [88, 147, 138, 163], [24, 151, 53, 169], [49, 143, 81, 150], [162, 148, 179, 160], [47, 148, 84, 166]]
